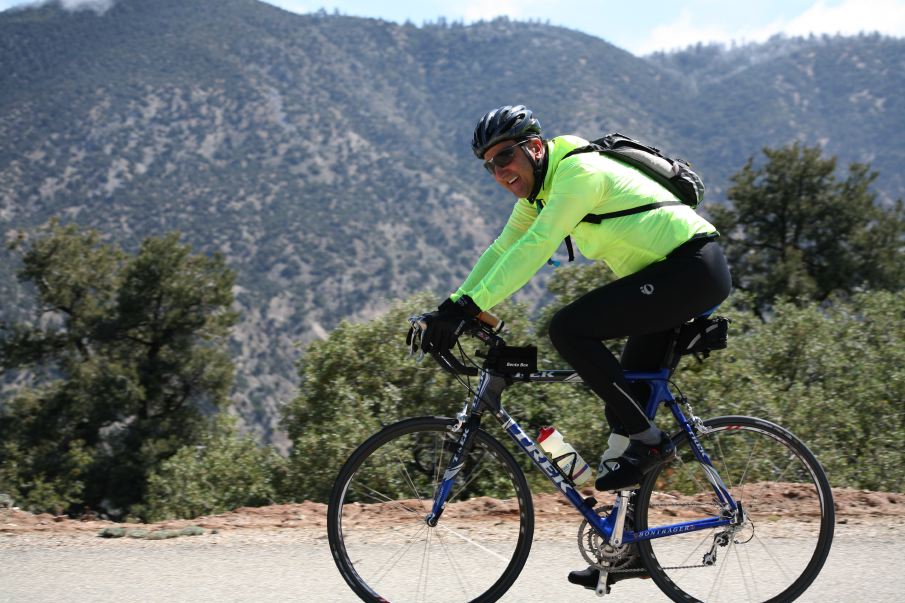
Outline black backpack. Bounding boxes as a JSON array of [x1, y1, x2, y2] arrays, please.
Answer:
[[543, 133, 706, 262]]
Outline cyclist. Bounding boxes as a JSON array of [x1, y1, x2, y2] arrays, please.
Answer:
[[419, 104, 731, 586]]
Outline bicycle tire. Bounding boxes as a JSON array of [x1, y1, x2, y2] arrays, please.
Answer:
[[634, 415, 835, 603], [327, 416, 534, 603]]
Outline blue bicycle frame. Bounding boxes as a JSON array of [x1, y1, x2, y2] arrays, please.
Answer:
[[428, 367, 739, 544]]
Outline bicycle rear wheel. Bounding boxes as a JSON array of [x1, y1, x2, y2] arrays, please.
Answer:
[[327, 416, 534, 603], [635, 415, 834, 603]]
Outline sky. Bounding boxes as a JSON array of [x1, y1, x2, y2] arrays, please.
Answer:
[[1, 0, 904, 55]]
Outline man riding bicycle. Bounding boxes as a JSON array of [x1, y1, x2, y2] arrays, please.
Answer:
[[419, 104, 732, 588]]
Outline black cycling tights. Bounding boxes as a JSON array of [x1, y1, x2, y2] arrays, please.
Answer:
[[548, 238, 732, 435]]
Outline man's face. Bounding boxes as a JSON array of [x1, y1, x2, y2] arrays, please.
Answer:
[[482, 138, 544, 199]]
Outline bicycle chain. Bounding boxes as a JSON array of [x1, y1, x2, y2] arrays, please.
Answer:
[[606, 562, 706, 574], [595, 499, 723, 573], [605, 502, 723, 573], [650, 502, 719, 507], [605, 567, 647, 574]]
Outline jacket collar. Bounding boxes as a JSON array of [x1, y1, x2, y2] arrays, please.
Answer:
[[528, 135, 589, 205]]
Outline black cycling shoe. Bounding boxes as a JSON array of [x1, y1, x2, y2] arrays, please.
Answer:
[[568, 563, 650, 590], [595, 432, 676, 492], [568, 566, 600, 589]]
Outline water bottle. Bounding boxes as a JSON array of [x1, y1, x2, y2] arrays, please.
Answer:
[[537, 426, 591, 485]]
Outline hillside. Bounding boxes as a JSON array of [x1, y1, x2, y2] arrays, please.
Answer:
[[648, 35, 905, 198], [1, 0, 902, 444]]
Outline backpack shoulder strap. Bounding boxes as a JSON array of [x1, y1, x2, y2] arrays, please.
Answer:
[[580, 201, 684, 223], [561, 141, 686, 223], [562, 143, 604, 160]]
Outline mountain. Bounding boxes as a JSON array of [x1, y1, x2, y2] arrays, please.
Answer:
[[648, 35, 905, 198], [1, 0, 902, 445]]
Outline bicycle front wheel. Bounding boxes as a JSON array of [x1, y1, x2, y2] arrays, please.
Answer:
[[635, 415, 834, 603], [327, 416, 534, 603]]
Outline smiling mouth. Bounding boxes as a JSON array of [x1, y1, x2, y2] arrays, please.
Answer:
[[507, 176, 519, 185]]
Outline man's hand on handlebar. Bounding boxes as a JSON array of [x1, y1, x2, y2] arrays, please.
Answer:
[[416, 297, 476, 353], [406, 304, 507, 376], [407, 298, 504, 355]]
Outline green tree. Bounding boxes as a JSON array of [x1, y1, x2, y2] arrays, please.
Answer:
[[711, 143, 905, 312], [0, 221, 237, 518]]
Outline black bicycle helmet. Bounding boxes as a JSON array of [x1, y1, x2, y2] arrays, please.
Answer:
[[471, 105, 542, 158]]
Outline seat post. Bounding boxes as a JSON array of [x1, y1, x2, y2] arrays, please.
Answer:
[[661, 306, 722, 373], [660, 326, 683, 373]]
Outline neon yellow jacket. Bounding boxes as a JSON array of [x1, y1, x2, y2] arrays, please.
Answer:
[[452, 135, 718, 311]]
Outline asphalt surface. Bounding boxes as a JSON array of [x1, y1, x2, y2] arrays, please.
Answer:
[[1, 522, 903, 602]]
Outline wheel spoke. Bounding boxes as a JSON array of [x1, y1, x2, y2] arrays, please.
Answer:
[[751, 531, 793, 581], [390, 448, 428, 510], [371, 523, 429, 584], [436, 522, 511, 562], [328, 418, 534, 603], [449, 448, 492, 501], [348, 480, 422, 515], [735, 431, 761, 488], [417, 527, 432, 602], [738, 537, 762, 601], [707, 538, 732, 602], [434, 529, 472, 601], [637, 417, 834, 603]]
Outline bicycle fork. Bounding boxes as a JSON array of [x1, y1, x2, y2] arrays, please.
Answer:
[[425, 412, 482, 527], [426, 370, 513, 526]]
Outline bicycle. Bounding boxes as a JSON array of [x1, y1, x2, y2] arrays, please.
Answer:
[[327, 310, 835, 602]]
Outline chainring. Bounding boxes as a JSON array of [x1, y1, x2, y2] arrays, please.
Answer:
[[576, 505, 641, 570]]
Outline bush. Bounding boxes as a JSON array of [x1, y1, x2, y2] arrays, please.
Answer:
[[278, 292, 549, 501], [143, 416, 285, 521], [282, 286, 905, 499], [675, 291, 905, 491]]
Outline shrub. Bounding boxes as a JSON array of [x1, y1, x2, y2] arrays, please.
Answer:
[[143, 416, 285, 521]]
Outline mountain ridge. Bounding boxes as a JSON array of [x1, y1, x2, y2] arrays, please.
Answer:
[[1, 0, 902, 444]]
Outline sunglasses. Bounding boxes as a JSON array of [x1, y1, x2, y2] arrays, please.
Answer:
[[482, 140, 530, 175]]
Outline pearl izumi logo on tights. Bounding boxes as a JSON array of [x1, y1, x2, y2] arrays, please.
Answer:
[[640, 284, 655, 295]]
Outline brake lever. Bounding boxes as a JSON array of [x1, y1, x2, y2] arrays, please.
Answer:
[[407, 315, 429, 361], [407, 313, 505, 370]]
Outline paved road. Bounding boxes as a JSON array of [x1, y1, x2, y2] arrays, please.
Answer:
[[1, 522, 903, 602]]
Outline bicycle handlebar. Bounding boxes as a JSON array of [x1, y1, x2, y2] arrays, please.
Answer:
[[476, 311, 501, 330], [408, 311, 507, 377], [433, 349, 479, 376]]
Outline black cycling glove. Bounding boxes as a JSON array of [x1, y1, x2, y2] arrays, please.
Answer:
[[421, 296, 481, 353]]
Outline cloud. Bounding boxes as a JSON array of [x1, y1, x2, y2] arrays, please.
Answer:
[[635, 0, 905, 55], [783, 0, 905, 37], [460, 0, 545, 23], [638, 10, 736, 55], [59, 0, 114, 12], [5, 0, 116, 13]]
